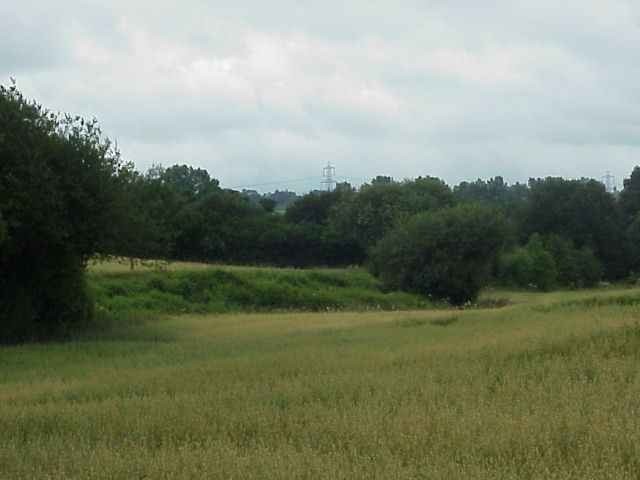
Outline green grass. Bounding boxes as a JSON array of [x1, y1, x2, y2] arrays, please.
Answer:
[[88, 260, 433, 316], [2, 263, 640, 478]]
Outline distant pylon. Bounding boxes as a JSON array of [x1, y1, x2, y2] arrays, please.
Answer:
[[602, 171, 616, 193], [322, 162, 336, 192]]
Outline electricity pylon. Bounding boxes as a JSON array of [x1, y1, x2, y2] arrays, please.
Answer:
[[322, 162, 336, 192]]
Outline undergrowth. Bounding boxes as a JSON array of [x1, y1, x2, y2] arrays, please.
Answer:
[[88, 267, 433, 317]]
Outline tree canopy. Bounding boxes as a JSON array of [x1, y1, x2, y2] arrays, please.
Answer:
[[369, 204, 508, 304], [620, 166, 640, 222], [524, 177, 627, 279], [0, 84, 127, 341], [5, 85, 640, 341]]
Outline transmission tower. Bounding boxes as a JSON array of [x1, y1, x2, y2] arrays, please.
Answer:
[[602, 171, 617, 193], [321, 162, 336, 192]]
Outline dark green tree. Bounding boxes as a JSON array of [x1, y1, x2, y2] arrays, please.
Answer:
[[0, 84, 126, 341], [160, 164, 218, 200], [369, 204, 507, 304], [620, 166, 640, 222], [499, 234, 558, 291], [285, 189, 352, 226], [329, 176, 455, 251], [542, 234, 601, 288], [371, 175, 394, 185], [626, 213, 640, 276], [258, 197, 277, 213], [109, 167, 177, 265], [454, 177, 528, 220], [525, 177, 627, 279]]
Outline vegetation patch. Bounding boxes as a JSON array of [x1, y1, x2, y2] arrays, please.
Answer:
[[89, 265, 433, 317], [4, 288, 640, 478], [534, 292, 640, 313]]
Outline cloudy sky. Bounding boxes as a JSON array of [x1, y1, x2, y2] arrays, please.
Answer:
[[3, 1, 639, 192]]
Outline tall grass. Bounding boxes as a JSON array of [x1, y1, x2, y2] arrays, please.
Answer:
[[88, 263, 432, 316], [2, 265, 640, 478]]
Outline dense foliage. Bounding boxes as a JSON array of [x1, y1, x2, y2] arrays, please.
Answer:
[[0, 84, 126, 341], [498, 234, 602, 291], [368, 205, 508, 304], [523, 177, 627, 279], [90, 265, 430, 316], [102, 165, 640, 298], [5, 85, 640, 339]]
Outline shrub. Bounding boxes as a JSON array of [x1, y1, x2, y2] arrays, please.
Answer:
[[498, 234, 602, 290], [499, 234, 558, 291], [368, 204, 507, 305], [626, 213, 640, 275], [542, 234, 602, 288], [498, 247, 536, 288]]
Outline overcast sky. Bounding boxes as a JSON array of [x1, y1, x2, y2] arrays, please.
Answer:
[[3, 1, 640, 192]]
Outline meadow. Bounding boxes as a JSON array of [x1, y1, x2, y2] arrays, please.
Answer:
[[1, 262, 640, 478], [88, 259, 433, 316]]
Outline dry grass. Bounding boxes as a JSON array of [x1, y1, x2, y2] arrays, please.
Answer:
[[88, 258, 351, 275], [2, 283, 640, 478]]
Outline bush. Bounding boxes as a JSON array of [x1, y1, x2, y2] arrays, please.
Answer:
[[368, 204, 508, 305], [626, 213, 640, 275], [498, 234, 602, 290], [90, 267, 431, 315], [543, 234, 602, 288], [499, 234, 558, 291], [0, 84, 125, 342]]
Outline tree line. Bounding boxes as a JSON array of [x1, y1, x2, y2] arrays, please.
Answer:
[[3, 85, 640, 340]]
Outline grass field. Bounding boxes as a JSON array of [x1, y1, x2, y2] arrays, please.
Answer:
[[2, 263, 640, 478]]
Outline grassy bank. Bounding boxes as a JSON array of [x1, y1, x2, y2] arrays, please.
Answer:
[[2, 264, 640, 478], [88, 260, 433, 316]]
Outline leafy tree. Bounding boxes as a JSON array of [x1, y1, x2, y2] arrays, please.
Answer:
[[371, 175, 394, 185], [542, 234, 601, 288], [285, 188, 352, 226], [369, 204, 507, 305], [498, 248, 536, 289], [267, 190, 300, 210], [498, 233, 602, 290], [160, 164, 218, 200], [626, 213, 640, 276], [525, 177, 627, 279], [526, 234, 559, 291], [110, 167, 177, 265], [329, 176, 455, 251], [620, 166, 640, 222], [454, 176, 528, 207], [0, 84, 126, 341], [259, 197, 277, 213], [499, 234, 557, 291], [454, 177, 528, 231]]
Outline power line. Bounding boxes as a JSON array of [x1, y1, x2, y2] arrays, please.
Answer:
[[228, 176, 320, 190], [226, 170, 367, 192]]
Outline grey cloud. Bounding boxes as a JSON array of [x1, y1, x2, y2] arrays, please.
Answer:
[[2, 1, 639, 191]]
